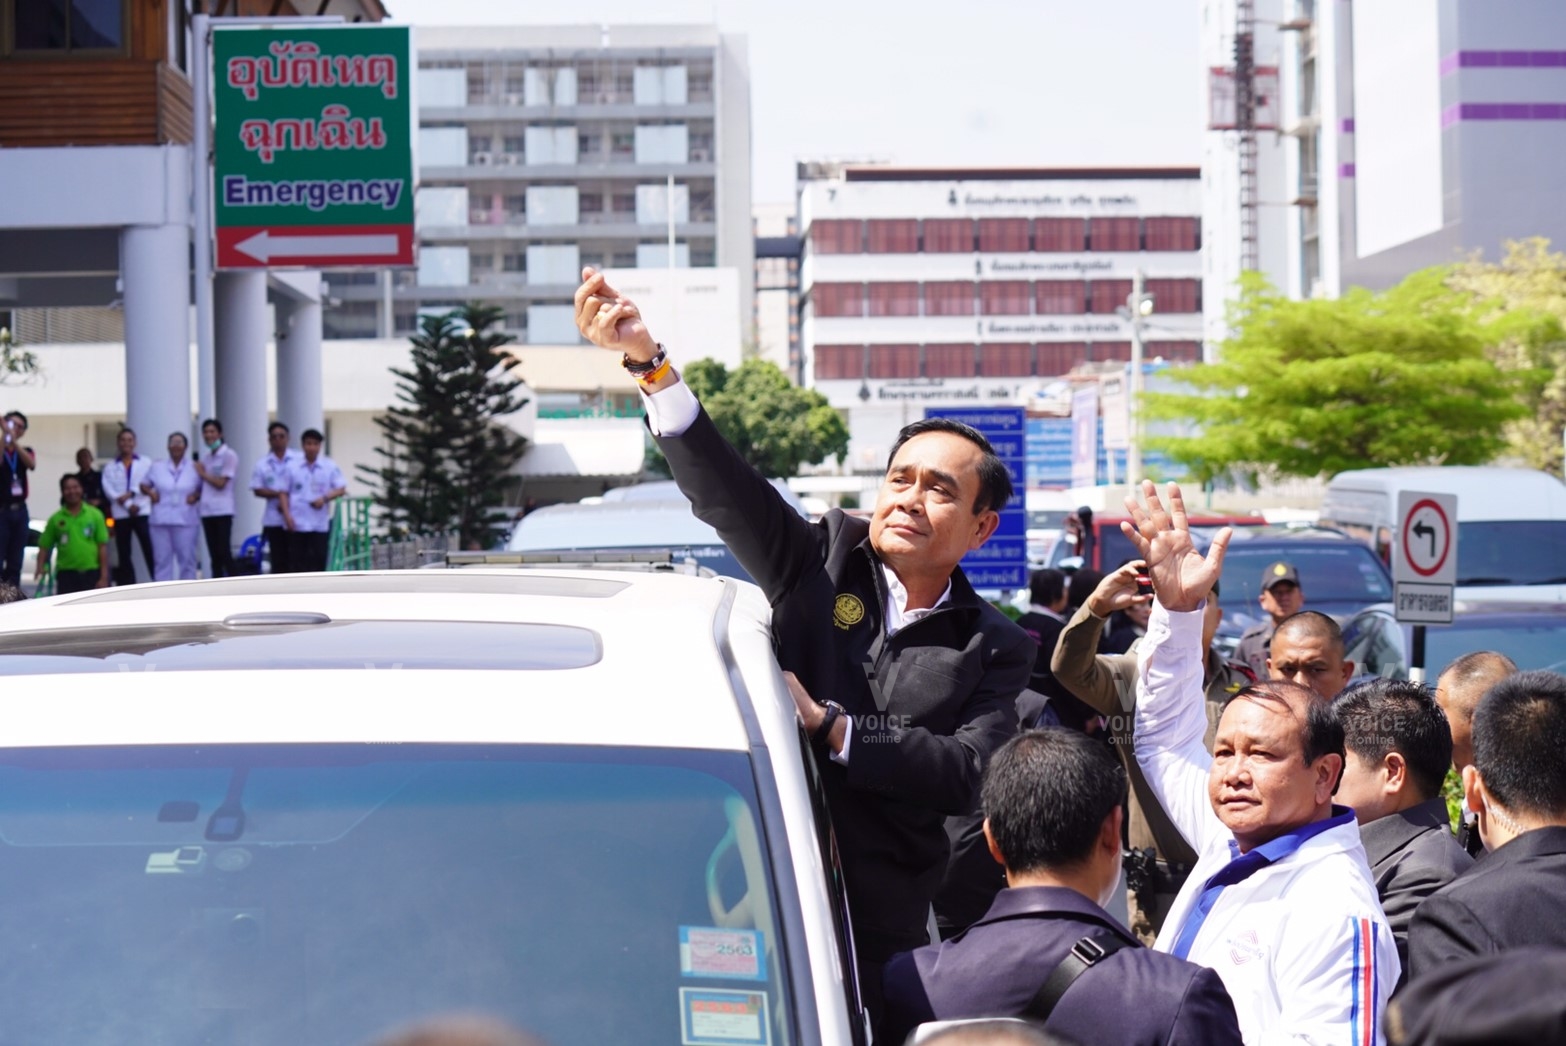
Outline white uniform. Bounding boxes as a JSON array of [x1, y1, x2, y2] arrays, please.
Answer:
[[1134, 602, 1399, 1046]]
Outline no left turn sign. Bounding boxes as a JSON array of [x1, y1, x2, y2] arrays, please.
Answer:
[[1394, 490, 1457, 625]]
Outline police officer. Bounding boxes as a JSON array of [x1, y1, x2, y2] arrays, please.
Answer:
[[1235, 560, 1303, 679]]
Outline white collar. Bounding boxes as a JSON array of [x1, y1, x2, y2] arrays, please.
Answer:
[[881, 563, 952, 636], [1028, 604, 1066, 622]]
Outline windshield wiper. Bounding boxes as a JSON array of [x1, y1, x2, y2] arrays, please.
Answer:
[[1527, 577, 1566, 585], [1456, 577, 1515, 585]]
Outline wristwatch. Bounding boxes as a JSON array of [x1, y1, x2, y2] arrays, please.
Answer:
[[620, 344, 667, 376], [812, 701, 847, 747]]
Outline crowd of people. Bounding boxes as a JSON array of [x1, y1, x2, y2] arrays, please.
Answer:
[[573, 267, 1566, 1046], [0, 411, 347, 593]]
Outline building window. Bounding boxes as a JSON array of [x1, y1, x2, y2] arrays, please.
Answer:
[[611, 192, 636, 214], [1144, 217, 1200, 252], [980, 281, 1031, 316], [980, 343, 1033, 377], [1036, 342, 1088, 376], [502, 253, 525, 272], [923, 219, 974, 253], [924, 282, 976, 316], [1035, 281, 1086, 315], [866, 219, 919, 254], [11, 0, 125, 51], [813, 345, 864, 380], [1089, 279, 1133, 314], [1089, 218, 1141, 252], [1148, 340, 1203, 362], [868, 345, 920, 379], [811, 283, 864, 318], [925, 344, 977, 378], [1090, 341, 1133, 362], [1035, 218, 1086, 253], [978, 219, 1029, 253], [810, 220, 864, 255], [1145, 278, 1202, 314], [867, 282, 920, 317]]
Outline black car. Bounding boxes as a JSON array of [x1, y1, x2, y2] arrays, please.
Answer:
[[1342, 601, 1566, 680], [1214, 528, 1395, 657]]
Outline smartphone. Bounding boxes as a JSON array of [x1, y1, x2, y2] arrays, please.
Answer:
[[1136, 573, 1154, 597]]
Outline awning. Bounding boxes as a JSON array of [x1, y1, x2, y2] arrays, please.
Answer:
[[514, 418, 646, 478]]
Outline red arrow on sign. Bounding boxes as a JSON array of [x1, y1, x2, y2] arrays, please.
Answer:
[[216, 225, 414, 269]]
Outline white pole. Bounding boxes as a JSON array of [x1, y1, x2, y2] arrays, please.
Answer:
[[192, 13, 215, 428], [1126, 269, 1146, 486], [666, 172, 677, 268]]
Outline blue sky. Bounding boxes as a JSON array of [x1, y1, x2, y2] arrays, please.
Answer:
[[385, 0, 1204, 203]]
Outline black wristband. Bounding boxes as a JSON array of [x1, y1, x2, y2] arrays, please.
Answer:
[[621, 344, 667, 375], [812, 701, 845, 747]]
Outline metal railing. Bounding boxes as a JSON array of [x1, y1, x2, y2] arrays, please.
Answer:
[[327, 497, 459, 572]]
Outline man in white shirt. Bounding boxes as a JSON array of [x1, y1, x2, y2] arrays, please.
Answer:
[[1125, 480, 1398, 1045], [194, 417, 241, 578], [249, 421, 301, 574], [99, 427, 154, 585], [279, 428, 346, 573]]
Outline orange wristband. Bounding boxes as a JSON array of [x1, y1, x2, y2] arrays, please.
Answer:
[[637, 357, 673, 386]]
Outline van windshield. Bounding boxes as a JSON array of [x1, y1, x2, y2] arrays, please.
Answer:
[[1457, 521, 1566, 585], [0, 744, 795, 1046]]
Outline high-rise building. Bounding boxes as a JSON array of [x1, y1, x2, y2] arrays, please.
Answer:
[[798, 164, 1204, 475], [1282, 0, 1566, 296], [323, 24, 753, 344]]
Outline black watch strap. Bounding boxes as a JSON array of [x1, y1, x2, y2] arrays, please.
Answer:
[[812, 701, 845, 746]]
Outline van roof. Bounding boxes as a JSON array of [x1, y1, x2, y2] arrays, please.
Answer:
[[1327, 467, 1566, 520]]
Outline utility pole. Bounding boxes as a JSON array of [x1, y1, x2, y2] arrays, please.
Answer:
[[1125, 270, 1152, 485], [1235, 0, 1259, 272]]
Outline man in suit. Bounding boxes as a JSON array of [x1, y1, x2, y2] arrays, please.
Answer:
[[1015, 568, 1095, 731], [1407, 669, 1566, 977], [574, 270, 1033, 1006], [1265, 610, 1355, 702], [1332, 679, 1472, 980], [1433, 651, 1517, 857], [882, 729, 1242, 1046], [1048, 564, 1251, 940]]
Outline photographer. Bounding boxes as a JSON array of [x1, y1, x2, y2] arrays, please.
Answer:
[[0, 410, 36, 586]]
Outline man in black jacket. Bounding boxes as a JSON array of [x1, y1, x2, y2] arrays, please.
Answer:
[[1332, 679, 1472, 981], [882, 729, 1242, 1045], [575, 269, 1033, 994], [1407, 669, 1566, 978]]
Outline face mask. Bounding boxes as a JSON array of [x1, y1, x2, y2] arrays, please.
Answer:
[[207, 439, 222, 451]]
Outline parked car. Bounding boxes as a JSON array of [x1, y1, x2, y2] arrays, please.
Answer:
[[1320, 466, 1566, 603], [1342, 600, 1566, 679], [1048, 512, 1267, 573], [1214, 530, 1395, 657], [0, 569, 866, 1044], [510, 498, 754, 581]]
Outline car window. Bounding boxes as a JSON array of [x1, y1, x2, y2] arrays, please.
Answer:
[[1221, 545, 1392, 609], [1424, 619, 1566, 676], [1455, 521, 1566, 586], [0, 743, 797, 1046]]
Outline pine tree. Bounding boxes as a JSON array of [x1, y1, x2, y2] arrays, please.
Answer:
[[361, 305, 530, 546]]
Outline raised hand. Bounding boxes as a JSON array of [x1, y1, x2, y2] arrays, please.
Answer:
[[1119, 480, 1230, 613], [573, 266, 657, 361]]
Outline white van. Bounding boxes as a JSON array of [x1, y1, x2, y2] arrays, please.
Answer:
[[1319, 466, 1566, 603]]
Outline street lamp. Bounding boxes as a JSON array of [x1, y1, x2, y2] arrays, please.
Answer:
[[1115, 270, 1155, 486]]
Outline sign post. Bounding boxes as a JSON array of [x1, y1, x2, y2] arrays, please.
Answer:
[[925, 407, 1027, 592], [1393, 490, 1458, 682], [212, 24, 416, 269], [1069, 385, 1099, 490]]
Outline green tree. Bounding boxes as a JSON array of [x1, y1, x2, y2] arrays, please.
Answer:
[[1144, 270, 1549, 484], [647, 358, 849, 478], [362, 305, 530, 546], [0, 326, 38, 384], [1448, 237, 1566, 474]]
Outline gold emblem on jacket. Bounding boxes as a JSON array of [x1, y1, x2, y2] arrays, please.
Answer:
[[833, 594, 866, 630]]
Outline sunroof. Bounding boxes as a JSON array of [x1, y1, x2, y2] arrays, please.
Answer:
[[55, 573, 630, 603], [0, 621, 602, 675]]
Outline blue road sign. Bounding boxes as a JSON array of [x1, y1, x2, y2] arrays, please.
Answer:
[[926, 407, 1027, 590]]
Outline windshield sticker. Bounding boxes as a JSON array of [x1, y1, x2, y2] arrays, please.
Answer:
[[680, 988, 770, 1046], [680, 926, 766, 982]]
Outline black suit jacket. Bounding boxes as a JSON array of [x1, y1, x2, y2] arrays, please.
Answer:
[[1406, 825, 1566, 981], [1359, 797, 1472, 982], [882, 886, 1243, 1046], [657, 408, 1032, 960]]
